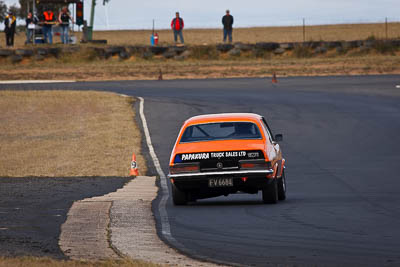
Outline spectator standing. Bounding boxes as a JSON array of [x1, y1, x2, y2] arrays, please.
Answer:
[[42, 7, 55, 44], [4, 11, 16, 47], [25, 12, 38, 44], [222, 9, 234, 43], [171, 12, 184, 44], [58, 6, 74, 44]]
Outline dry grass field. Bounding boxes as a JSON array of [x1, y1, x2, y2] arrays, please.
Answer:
[[0, 23, 399, 80], [1, 22, 399, 47], [81, 23, 400, 45], [0, 90, 146, 177]]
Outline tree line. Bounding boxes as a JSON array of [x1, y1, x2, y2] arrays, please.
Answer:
[[0, 0, 20, 22]]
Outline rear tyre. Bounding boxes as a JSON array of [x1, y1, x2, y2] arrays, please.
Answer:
[[278, 170, 287, 201], [172, 184, 188, 205], [262, 179, 278, 204]]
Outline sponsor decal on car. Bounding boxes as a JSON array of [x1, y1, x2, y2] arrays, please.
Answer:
[[180, 151, 247, 161], [174, 150, 264, 163], [181, 153, 210, 161]]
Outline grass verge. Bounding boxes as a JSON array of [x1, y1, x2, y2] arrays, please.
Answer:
[[0, 90, 146, 177]]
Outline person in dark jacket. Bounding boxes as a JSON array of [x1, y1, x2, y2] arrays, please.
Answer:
[[4, 11, 16, 47], [222, 9, 234, 43], [171, 12, 184, 44], [58, 6, 74, 44], [25, 12, 38, 44]]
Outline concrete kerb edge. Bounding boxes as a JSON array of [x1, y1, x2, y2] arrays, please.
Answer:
[[61, 175, 221, 265], [59, 176, 154, 261], [106, 201, 127, 259], [59, 199, 118, 261]]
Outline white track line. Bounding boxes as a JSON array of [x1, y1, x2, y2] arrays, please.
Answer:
[[138, 97, 235, 266], [0, 80, 75, 84], [396, 85, 400, 88], [138, 97, 179, 246]]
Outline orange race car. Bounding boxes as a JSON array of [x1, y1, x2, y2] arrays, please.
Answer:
[[168, 113, 286, 205]]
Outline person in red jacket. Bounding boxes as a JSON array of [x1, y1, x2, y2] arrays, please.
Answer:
[[171, 12, 184, 44]]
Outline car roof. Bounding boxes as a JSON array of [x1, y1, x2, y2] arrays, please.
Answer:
[[184, 113, 263, 125]]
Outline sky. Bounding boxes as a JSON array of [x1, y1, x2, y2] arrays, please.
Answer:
[[4, 0, 399, 30]]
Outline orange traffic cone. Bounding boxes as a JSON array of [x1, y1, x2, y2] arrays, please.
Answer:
[[272, 72, 278, 83], [129, 153, 139, 177]]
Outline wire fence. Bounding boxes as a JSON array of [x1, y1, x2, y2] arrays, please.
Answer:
[[298, 17, 400, 42]]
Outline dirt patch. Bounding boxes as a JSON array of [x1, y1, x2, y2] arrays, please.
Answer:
[[0, 91, 146, 177]]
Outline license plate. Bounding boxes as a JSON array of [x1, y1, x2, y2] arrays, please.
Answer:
[[208, 178, 233, 187]]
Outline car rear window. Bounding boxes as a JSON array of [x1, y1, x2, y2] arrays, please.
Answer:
[[180, 122, 262, 143]]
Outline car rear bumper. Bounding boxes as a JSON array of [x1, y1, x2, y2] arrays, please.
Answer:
[[168, 169, 274, 195], [168, 169, 273, 178]]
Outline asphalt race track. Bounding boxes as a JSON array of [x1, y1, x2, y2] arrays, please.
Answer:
[[1, 75, 400, 266]]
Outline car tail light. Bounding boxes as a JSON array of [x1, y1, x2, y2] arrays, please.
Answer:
[[240, 160, 271, 170], [169, 163, 200, 174]]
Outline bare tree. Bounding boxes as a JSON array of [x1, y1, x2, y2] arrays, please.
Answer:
[[8, 4, 21, 18], [18, 0, 28, 17], [0, 0, 7, 22]]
